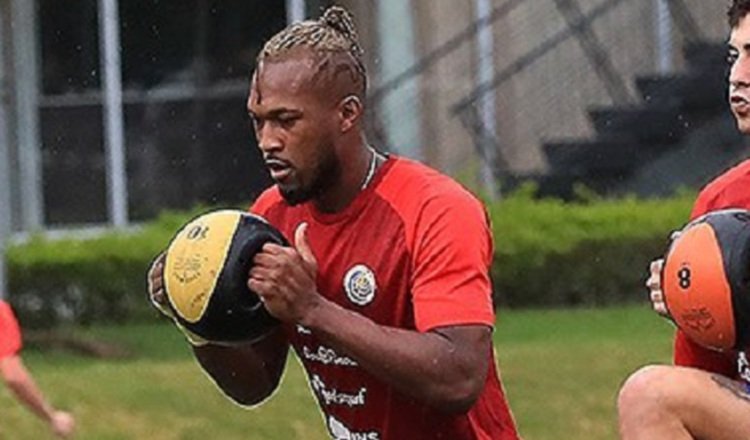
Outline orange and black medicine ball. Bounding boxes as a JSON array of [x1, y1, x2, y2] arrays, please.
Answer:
[[662, 209, 750, 351], [163, 210, 287, 344]]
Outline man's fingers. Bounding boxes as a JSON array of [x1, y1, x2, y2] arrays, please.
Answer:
[[147, 252, 174, 319], [646, 273, 660, 291], [249, 265, 276, 283], [248, 278, 273, 296], [645, 257, 671, 318], [650, 258, 664, 275], [151, 275, 163, 290], [148, 251, 166, 293], [150, 252, 166, 274], [653, 302, 669, 316], [253, 252, 282, 269], [152, 288, 166, 303], [650, 288, 663, 303], [646, 258, 663, 290], [261, 242, 286, 255]]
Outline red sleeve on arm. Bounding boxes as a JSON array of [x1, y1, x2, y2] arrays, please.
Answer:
[[689, 191, 712, 220], [410, 190, 495, 332], [0, 301, 22, 359], [674, 329, 736, 377]]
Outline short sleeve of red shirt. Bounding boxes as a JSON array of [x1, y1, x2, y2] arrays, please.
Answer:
[[409, 188, 495, 332], [0, 300, 22, 359]]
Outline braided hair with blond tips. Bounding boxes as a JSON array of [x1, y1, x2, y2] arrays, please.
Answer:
[[258, 6, 367, 97]]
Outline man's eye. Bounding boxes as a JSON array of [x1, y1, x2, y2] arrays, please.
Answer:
[[279, 117, 297, 128], [728, 52, 739, 65]]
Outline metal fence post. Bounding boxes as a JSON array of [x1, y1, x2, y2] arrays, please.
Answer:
[[0, 0, 11, 299], [11, 0, 43, 231], [474, 0, 500, 200], [98, 0, 128, 227], [654, 0, 674, 74], [286, 0, 306, 23]]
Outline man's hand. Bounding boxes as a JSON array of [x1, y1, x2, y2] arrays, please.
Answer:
[[49, 410, 75, 438], [147, 252, 174, 319], [648, 229, 685, 319], [248, 223, 324, 325], [146, 252, 208, 346], [647, 258, 670, 318]]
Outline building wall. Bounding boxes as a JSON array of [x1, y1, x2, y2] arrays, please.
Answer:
[[1, 1, 736, 229], [349, 0, 731, 185]]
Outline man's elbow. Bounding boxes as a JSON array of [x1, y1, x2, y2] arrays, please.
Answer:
[[208, 372, 281, 408], [0, 356, 25, 389], [2, 374, 23, 390], [212, 364, 285, 408], [221, 385, 274, 407], [431, 376, 484, 414]]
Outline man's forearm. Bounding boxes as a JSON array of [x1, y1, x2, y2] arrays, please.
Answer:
[[303, 299, 491, 413], [1, 356, 54, 423]]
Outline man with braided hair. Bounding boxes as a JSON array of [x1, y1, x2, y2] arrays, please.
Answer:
[[148, 5, 520, 439], [617, 1, 750, 438]]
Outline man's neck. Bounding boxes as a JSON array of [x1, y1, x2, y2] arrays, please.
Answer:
[[312, 136, 382, 213]]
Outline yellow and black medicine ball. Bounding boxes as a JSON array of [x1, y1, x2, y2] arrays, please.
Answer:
[[662, 208, 750, 351], [163, 210, 287, 344]]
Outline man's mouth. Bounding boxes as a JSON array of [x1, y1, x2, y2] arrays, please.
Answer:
[[265, 158, 293, 181], [731, 94, 750, 112]]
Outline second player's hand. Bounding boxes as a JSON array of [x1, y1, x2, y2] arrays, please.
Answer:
[[646, 258, 670, 318], [248, 223, 324, 325], [49, 410, 75, 438]]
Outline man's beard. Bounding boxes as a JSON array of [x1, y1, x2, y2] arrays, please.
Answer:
[[279, 153, 340, 206]]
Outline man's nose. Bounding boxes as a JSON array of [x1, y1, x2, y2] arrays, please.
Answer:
[[256, 124, 282, 153], [730, 57, 750, 89]]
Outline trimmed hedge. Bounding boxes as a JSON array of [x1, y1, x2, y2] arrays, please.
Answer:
[[6, 210, 202, 328], [488, 186, 693, 307], [6, 191, 695, 327]]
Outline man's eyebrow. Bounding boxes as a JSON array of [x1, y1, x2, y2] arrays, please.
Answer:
[[249, 108, 302, 118], [728, 42, 750, 52]]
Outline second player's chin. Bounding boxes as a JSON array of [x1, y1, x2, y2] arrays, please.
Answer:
[[737, 118, 750, 135]]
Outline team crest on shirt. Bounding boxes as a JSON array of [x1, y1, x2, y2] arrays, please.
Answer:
[[344, 264, 377, 306]]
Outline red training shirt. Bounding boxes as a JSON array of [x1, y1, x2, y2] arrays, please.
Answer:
[[674, 159, 750, 380], [0, 300, 22, 359], [251, 155, 519, 440]]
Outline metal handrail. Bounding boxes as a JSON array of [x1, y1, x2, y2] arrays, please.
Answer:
[[452, 0, 626, 116], [669, 0, 704, 44], [367, 0, 524, 103]]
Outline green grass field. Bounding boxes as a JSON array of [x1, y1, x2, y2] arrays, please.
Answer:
[[0, 305, 675, 440]]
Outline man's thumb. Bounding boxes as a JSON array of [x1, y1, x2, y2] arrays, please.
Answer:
[[295, 222, 316, 266]]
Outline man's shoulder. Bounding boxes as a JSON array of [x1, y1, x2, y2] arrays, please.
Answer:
[[381, 156, 483, 206], [702, 159, 750, 193], [693, 159, 750, 217], [376, 156, 488, 232]]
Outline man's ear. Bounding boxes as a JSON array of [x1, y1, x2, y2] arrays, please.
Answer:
[[339, 95, 363, 133]]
